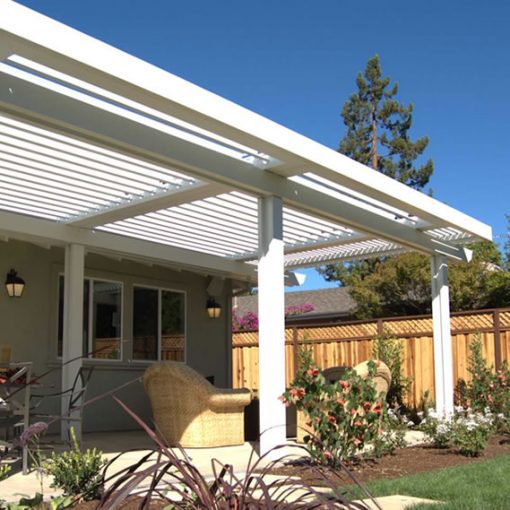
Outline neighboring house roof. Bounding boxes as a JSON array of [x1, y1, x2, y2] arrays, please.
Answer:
[[233, 287, 357, 323]]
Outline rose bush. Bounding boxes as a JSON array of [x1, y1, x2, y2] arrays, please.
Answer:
[[281, 349, 388, 465]]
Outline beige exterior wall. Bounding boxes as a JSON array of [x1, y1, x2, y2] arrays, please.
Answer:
[[0, 240, 232, 432]]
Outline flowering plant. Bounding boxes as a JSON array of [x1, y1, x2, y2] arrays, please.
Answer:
[[232, 304, 315, 332], [281, 349, 387, 465], [420, 406, 495, 456], [450, 406, 495, 457], [456, 334, 510, 428], [419, 408, 452, 448]]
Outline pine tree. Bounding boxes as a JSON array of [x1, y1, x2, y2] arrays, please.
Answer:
[[339, 54, 433, 190], [319, 55, 435, 288]]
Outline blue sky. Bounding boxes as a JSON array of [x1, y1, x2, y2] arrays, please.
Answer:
[[18, 1, 510, 291]]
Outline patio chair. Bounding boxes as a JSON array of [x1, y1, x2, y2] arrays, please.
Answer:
[[143, 361, 252, 447], [297, 359, 391, 442]]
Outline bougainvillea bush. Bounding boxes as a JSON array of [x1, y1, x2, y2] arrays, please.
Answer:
[[232, 304, 315, 332], [281, 349, 387, 465]]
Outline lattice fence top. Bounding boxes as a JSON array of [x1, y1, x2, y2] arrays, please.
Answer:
[[296, 323, 378, 341], [232, 331, 259, 345], [161, 335, 185, 348], [450, 313, 494, 331], [500, 311, 510, 328], [383, 317, 432, 335], [231, 308, 510, 347]]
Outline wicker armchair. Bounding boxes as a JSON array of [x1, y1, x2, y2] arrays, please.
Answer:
[[143, 361, 252, 447], [297, 360, 391, 442]]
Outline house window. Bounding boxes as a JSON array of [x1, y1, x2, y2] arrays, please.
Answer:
[[132, 287, 185, 361], [58, 276, 122, 360]]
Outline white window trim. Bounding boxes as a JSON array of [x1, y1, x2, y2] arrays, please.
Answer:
[[57, 273, 124, 362]]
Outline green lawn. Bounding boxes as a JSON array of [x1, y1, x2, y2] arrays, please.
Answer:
[[356, 455, 510, 509]]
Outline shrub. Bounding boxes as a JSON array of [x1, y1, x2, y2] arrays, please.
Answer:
[[371, 333, 412, 408], [43, 428, 106, 501], [456, 334, 510, 427], [450, 407, 494, 457], [282, 349, 387, 465], [419, 408, 452, 448], [420, 406, 495, 457]]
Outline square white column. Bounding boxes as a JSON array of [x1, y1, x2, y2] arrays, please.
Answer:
[[62, 244, 85, 440], [431, 255, 454, 417], [258, 196, 286, 455]]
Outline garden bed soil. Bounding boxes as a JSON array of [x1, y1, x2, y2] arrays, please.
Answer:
[[271, 434, 510, 486]]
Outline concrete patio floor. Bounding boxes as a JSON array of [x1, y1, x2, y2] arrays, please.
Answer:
[[0, 429, 430, 508]]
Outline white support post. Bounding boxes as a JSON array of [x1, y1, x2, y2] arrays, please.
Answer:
[[431, 255, 454, 417], [62, 244, 85, 440], [258, 196, 286, 455]]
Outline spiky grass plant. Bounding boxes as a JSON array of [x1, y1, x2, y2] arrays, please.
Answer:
[[94, 397, 378, 510]]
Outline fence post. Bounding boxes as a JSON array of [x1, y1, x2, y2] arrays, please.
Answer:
[[494, 310, 502, 370], [293, 327, 299, 376], [377, 319, 384, 336]]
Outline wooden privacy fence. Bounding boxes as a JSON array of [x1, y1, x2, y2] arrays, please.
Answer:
[[232, 307, 510, 408]]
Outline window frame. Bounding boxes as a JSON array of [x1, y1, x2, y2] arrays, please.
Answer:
[[57, 274, 124, 362], [132, 284, 186, 363]]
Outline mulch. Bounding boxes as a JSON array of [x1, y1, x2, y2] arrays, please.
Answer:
[[271, 434, 510, 487]]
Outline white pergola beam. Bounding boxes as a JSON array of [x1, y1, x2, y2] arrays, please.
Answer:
[[258, 196, 286, 455], [62, 243, 84, 440], [0, 75, 474, 261], [0, 210, 256, 280], [431, 255, 454, 417], [67, 182, 229, 227], [0, 1, 491, 241]]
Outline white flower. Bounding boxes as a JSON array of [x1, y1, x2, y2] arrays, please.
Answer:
[[455, 406, 464, 413], [465, 420, 478, 432], [437, 423, 450, 435]]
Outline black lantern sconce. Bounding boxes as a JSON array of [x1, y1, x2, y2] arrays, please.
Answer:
[[5, 269, 25, 298], [206, 297, 221, 319]]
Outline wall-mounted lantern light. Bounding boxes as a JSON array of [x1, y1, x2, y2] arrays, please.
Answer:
[[5, 269, 25, 298], [206, 298, 221, 319]]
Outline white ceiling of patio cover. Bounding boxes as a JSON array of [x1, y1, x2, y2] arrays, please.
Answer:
[[0, 3, 491, 276], [0, 108, 473, 267]]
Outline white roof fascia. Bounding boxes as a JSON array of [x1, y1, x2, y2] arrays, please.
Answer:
[[0, 0, 492, 242], [0, 73, 472, 261], [0, 209, 256, 279]]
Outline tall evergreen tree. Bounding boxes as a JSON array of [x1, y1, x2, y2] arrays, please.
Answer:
[[320, 55, 435, 288], [339, 54, 433, 189]]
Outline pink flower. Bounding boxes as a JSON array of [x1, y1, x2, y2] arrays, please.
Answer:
[[353, 438, 361, 446], [328, 415, 337, 423], [324, 450, 333, 458], [340, 380, 349, 390]]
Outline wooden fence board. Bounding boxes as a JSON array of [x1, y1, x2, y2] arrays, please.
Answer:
[[232, 307, 510, 406]]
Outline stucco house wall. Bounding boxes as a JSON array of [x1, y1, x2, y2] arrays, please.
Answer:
[[0, 239, 232, 432]]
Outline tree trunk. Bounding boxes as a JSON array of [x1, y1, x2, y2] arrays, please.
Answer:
[[371, 106, 378, 170]]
